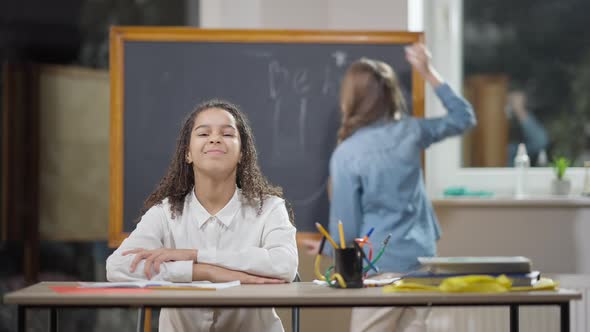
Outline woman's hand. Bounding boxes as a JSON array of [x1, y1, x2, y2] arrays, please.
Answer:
[[193, 264, 286, 284], [123, 248, 197, 279], [405, 43, 443, 87]]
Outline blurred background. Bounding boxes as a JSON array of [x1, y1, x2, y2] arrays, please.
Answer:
[[1, 1, 193, 330], [461, 0, 590, 167], [1, 0, 590, 331]]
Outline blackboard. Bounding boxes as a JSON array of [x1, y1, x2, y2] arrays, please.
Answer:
[[109, 28, 424, 247]]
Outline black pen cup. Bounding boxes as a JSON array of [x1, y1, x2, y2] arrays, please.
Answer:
[[334, 246, 363, 288]]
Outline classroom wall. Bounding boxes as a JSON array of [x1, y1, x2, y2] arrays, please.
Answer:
[[200, 0, 408, 30], [436, 207, 590, 274]]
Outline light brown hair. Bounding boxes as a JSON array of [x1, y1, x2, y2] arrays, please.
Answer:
[[337, 58, 407, 143]]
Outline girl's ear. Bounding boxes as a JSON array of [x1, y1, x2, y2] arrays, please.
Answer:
[[186, 152, 193, 164]]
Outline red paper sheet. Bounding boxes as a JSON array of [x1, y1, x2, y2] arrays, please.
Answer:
[[49, 286, 153, 294]]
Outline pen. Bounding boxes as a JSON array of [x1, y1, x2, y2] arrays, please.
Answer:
[[370, 233, 393, 266], [315, 222, 339, 249], [317, 236, 327, 255], [338, 220, 346, 249], [362, 255, 379, 274], [359, 227, 375, 248], [353, 241, 379, 274], [382, 233, 392, 246]]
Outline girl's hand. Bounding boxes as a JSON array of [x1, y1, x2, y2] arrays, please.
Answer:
[[405, 43, 443, 87], [123, 248, 197, 279], [194, 264, 286, 284]]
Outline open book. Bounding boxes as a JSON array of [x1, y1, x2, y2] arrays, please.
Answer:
[[78, 280, 240, 290]]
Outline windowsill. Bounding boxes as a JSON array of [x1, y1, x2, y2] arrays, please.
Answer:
[[432, 195, 590, 208]]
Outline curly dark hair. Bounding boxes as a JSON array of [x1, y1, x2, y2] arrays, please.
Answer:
[[338, 58, 407, 143], [139, 99, 293, 223]]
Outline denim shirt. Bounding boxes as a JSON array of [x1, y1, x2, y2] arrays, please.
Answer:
[[327, 83, 476, 273]]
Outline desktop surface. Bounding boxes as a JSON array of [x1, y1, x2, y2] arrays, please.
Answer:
[[4, 282, 581, 307]]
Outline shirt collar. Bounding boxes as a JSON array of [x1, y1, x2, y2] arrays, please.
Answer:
[[191, 187, 241, 228]]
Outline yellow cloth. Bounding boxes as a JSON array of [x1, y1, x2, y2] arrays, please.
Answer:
[[383, 275, 558, 293]]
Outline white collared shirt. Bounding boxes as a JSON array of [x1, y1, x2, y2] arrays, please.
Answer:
[[106, 188, 298, 332]]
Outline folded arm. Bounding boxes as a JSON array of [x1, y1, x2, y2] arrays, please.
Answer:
[[196, 201, 298, 282], [106, 206, 194, 283]]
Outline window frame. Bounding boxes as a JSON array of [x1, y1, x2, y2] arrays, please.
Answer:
[[423, 0, 586, 198]]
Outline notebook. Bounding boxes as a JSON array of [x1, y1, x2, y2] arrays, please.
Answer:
[[401, 270, 541, 287], [417, 256, 532, 274]]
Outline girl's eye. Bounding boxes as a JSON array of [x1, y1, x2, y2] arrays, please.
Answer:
[[197, 133, 208, 137], [223, 134, 234, 137]]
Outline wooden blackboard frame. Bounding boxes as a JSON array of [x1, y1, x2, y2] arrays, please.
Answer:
[[108, 27, 425, 248]]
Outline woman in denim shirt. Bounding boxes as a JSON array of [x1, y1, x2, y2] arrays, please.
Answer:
[[305, 43, 476, 331]]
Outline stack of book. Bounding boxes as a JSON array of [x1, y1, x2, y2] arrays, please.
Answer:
[[402, 256, 540, 287]]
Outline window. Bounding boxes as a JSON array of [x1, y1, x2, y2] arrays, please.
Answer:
[[423, 0, 587, 196], [462, 0, 590, 168]]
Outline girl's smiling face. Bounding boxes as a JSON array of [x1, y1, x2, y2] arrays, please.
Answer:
[[186, 107, 241, 177]]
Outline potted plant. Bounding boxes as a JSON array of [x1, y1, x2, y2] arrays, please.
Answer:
[[551, 157, 571, 195]]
